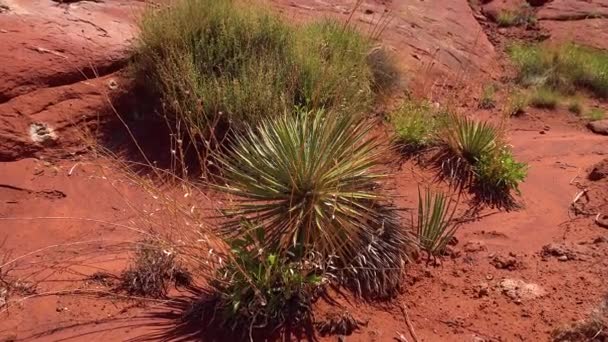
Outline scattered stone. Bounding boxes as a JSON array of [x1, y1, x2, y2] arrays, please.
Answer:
[[107, 78, 118, 90], [557, 255, 569, 262], [463, 240, 487, 253], [593, 236, 608, 244], [0, 1, 9, 13], [474, 282, 490, 298], [588, 120, 608, 135], [589, 158, 608, 181], [499, 279, 546, 302], [28, 123, 57, 145], [364, 9, 374, 15], [490, 254, 520, 270], [541, 243, 567, 257], [596, 214, 608, 229]]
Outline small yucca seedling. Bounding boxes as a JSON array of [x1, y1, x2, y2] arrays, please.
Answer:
[[217, 110, 386, 261], [414, 188, 459, 259], [439, 114, 499, 164], [436, 114, 501, 185]]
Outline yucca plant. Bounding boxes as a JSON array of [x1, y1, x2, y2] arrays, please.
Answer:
[[436, 114, 527, 210], [414, 188, 459, 259], [439, 114, 499, 164], [217, 110, 387, 261]]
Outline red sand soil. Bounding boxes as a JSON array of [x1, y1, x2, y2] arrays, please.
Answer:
[[1, 0, 608, 341]]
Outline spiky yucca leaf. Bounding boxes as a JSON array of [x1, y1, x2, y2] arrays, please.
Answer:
[[435, 114, 502, 186], [342, 205, 413, 299], [217, 111, 387, 260], [440, 114, 499, 164], [414, 188, 459, 258]]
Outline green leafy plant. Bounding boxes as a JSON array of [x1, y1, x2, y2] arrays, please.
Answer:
[[475, 147, 528, 195], [198, 225, 326, 335], [587, 108, 606, 121], [479, 84, 496, 109], [414, 188, 459, 259], [120, 240, 191, 298], [436, 114, 527, 209], [529, 87, 560, 109], [217, 110, 387, 262], [509, 43, 608, 98], [390, 100, 436, 149]]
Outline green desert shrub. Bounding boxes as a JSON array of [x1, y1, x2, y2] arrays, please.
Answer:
[[197, 226, 325, 334], [475, 147, 527, 196], [436, 114, 527, 208], [134, 0, 395, 132], [529, 87, 560, 109], [509, 43, 608, 98], [390, 100, 436, 149], [414, 188, 459, 259]]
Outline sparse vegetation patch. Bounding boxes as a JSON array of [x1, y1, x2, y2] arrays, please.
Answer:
[[496, 5, 536, 28], [529, 87, 560, 109], [390, 100, 437, 150], [587, 108, 606, 121], [479, 84, 497, 109], [509, 43, 608, 98], [120, 240, 191, 298]]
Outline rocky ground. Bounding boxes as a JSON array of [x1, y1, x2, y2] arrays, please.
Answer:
[[1, 0, 608, 341]]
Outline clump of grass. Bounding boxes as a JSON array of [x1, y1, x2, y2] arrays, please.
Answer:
[[568, 99, 583, 114], [120, 240, 191, 298], [506, 91, 529, 116], [496, 6, 536, 28], [414, 188, 460, 259], [133, 0, 398, 162], [529, 87, 560, 109], [509, 43, 608, 98], [479, 84, 497, 109], [390, 100, 436, 149], [190, 226, 326, 335], [587, 108, 606, 121], [436, 114, 527, 208]]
